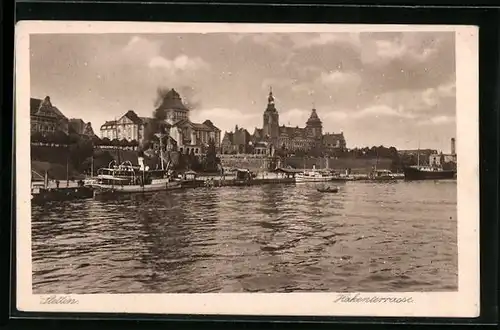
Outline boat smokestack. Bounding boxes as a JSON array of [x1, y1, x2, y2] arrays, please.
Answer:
[[451, 138, 456, 155], [138, 156, 145, 171]]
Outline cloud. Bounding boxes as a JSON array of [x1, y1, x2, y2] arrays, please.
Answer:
[[122, 36, 161, 60], [437, 81, 456, 97], [279, 108, 311, 127], [375, 39, 436, 62], [122, 36, 209, 77], [375, 80, 456, 119], [261, 77, 297, 91], [228, 33, 288, 52], [228, 33, 360, 51], [290, 33, 361, 49], [149, 55, 208, 71], [353, 105, 416, 119], [322, 110, 349, 120], [358, 33, 455, 97], [417, 115, 455, 126], [29, 32, 457, 152], [289, 70, 362, 105], [361, 33, 443, 66], [320, 71, 362, 86]]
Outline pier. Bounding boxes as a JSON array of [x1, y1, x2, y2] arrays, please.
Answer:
[[30, 167, 412, 204], [31, 186, 94, 204]]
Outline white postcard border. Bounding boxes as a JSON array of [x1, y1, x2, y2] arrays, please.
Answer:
[[15, 22, 480, 318]]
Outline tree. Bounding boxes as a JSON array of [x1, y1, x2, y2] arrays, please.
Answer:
[[52, 130, 70, 145], [101, 137, 111, 146], [69, 137, 94, 172], [91, 135, 102, 146], [189, 151, 202, 171], [83, 150, 114, 173], [442, 161, 457, 171], [31, 131, 45, 143], [308, 143, 324, 158], [175, 153, 188, 171], [202, 138, 220, 172], [295, 149, 306, 157], [68, 132, 81, 144]]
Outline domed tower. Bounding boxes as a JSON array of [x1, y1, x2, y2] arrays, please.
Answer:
[[306, 107, 323, 139], [156, 88, 190, 125], [262, 87, 280, 142]]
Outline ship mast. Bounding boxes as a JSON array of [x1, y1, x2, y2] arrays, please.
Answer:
[[114, 117, 121, 165], [66, 153, 69, 187], [417, 140, 420, 167], [155, 132, 166, 170]]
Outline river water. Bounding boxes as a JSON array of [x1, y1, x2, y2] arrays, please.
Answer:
[[31, 180, 458, 294]]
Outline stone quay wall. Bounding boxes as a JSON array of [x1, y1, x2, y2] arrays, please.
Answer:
[[218, 154, 393, 173]]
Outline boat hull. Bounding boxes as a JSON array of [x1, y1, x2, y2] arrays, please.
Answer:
[[92, 181, 182, 197], [295, 176, 335, 183], [403, 167, 456, 180], [317, 188, 339, 193], [329, 177, 356, 182]]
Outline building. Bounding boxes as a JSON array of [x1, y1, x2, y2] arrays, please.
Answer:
[[429, 152, 457, 167], [100, 110, 151, 142], [262, 89, 280, 144], [221, 132, 235, 154], [429, 138, 457, 166], [69, 118, 95, 136], [221, 125, 252, 154], [245, 89, 346, 154], [157, 88, 190, 125], [30, 96, 69, 134], [100, 89, 221, 155], [322, 132, 347, 150], [155, 89, 221, 155], [169, 119, 221, 155]]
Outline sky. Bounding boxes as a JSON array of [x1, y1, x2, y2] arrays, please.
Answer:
[[30, 31, 456, 152]]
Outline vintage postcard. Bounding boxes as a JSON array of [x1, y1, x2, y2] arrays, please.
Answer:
[[15, 21, 479, 317]]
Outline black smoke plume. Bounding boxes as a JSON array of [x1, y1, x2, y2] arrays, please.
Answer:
[[178, 85, 202, 111], [154, 86, 171, 109], [140, 85, 199, 154]]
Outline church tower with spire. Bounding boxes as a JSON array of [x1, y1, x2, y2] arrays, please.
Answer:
[[262, 87, 280, 143]]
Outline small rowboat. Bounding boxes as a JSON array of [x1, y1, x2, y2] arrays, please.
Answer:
[[317, 186, 339, 193]]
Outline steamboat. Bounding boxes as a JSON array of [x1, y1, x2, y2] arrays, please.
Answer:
[[295, 166, 335, 183], [366, 169, 404, 181], [403, 165, 456, 181], [91, 158, 181, 198], [403, 141, 457, 180]]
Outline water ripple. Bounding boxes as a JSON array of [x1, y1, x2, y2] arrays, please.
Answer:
[[32, 181, 458, 293]]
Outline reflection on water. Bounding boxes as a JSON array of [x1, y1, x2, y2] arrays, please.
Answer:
[[31, 180, 458, 293]]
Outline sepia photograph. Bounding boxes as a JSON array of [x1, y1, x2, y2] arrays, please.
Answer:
[[15, 22, 479, 317]]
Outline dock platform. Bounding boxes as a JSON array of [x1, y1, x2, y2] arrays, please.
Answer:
[[31, 186, 94, 204]]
